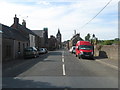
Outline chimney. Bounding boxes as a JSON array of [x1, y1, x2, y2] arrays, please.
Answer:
[[14, 14, 19, 25], [22, 19, 26, 27]]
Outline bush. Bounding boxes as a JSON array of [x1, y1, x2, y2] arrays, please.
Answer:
[[103, 40, 113, 45]]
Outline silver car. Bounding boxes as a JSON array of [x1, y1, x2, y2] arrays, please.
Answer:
[[24, 47, 39, 59], [38, 48, 48, 54], [69, 46, 76, 54]]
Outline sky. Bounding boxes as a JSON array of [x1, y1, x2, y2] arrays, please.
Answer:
[[0, 0, 119, 41]]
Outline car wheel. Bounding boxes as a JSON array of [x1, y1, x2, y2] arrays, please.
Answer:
[[78, 54, 81, 59], [91, 57, 94, 60], [76, 54, 77, 57]]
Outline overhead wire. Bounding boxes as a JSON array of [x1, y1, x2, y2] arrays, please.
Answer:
[[80, 0, 113, 29]]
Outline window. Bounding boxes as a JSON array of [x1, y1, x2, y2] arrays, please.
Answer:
[[31, 35, 34, 43], [31, 36, 33, 42], [18, 42, 20, 52], [27, 43, 28, 47], [23, 43, 25, 50], [79, 45, 93, 50]]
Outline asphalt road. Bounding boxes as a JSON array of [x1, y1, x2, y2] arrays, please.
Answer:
[[2, 49, 118, 88]]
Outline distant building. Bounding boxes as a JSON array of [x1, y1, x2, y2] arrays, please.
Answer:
[[32, 28, 48, 48], [32, 30, 45, 48], [43, 28, 48, 46], [48, 35, 57, 50], [69, 33, 83, 49], [56, 29, 62, 49], [63, 40, 70, 50]]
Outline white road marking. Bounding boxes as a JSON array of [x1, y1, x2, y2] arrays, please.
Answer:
[[62, 51, 66, 75], [62, 51, 65, 62], [63, 64, 66, 76], [62, 58, 64, 62], [96, 60, 118, 70], [62, 51, 64, 57]]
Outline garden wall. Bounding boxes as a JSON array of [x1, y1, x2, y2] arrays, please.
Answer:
[[94, 45, 118, 60]]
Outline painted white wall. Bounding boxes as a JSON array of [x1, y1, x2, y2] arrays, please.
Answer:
[[29, 34, 35, 47]]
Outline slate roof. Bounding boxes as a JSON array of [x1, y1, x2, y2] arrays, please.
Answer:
[[32, 30, 44, 37], [11, 24, 37, 38], [18, 24, 37, 36], [2, 24, 29, 42]]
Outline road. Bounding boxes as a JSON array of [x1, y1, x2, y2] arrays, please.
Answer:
[[2, 49, 118, 89]]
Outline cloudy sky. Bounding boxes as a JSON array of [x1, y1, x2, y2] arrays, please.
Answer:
[[0, 0, 119, 41]]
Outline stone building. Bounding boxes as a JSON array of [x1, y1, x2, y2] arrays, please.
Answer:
[[1, 15, 43, 61], [11, 15, 39, 48], [48, 35, 57, 50], [2, 24, 29, 61], [32, 28, 48, 49], [69, 33, 83, 49]]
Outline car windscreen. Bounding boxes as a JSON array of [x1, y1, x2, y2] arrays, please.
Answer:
[[24, 47, 33, 51], [39, 48, 44, 51], [79, 45, 93, 50]]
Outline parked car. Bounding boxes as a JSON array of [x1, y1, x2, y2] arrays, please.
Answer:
[[23, 47, 39, 59], [76, 41, 94, 59], [69, 46, 76, 54], [38, 48, 48, 54]]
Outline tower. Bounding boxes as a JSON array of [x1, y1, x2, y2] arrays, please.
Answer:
[[56, 29, 62, 48]]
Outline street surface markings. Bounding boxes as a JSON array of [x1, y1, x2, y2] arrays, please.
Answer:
[[62, 51, 65, 63], [63, 64, 66, 75], [96, 60, 118, 70], [62, 51, 66, 76], [62, 58, 64, 62]]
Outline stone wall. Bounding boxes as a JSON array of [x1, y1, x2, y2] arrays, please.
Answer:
[[94, 45, 118, 60]]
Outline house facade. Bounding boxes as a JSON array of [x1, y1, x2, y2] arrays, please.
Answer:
[[1, 15, 51, 61], [2, 24, 29, 61], [32, 28, 48, 49], [48, 35, 57, 50], [69, 33, 83, 49]]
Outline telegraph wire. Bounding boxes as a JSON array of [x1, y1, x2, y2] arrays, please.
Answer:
[[81, 0, 113, 29]]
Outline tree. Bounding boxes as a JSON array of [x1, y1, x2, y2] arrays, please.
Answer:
[[114, 38, 119, 41], [103, 40, 113, 45], [85, 33, 90, 41], [92, 34, 95, 38]]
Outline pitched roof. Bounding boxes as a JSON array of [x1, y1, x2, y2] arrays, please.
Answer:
[[2, 24, 29, 41], [11, 23, 37, 38], [32, 30, 44, 37], [18, 24, 37, 36]]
